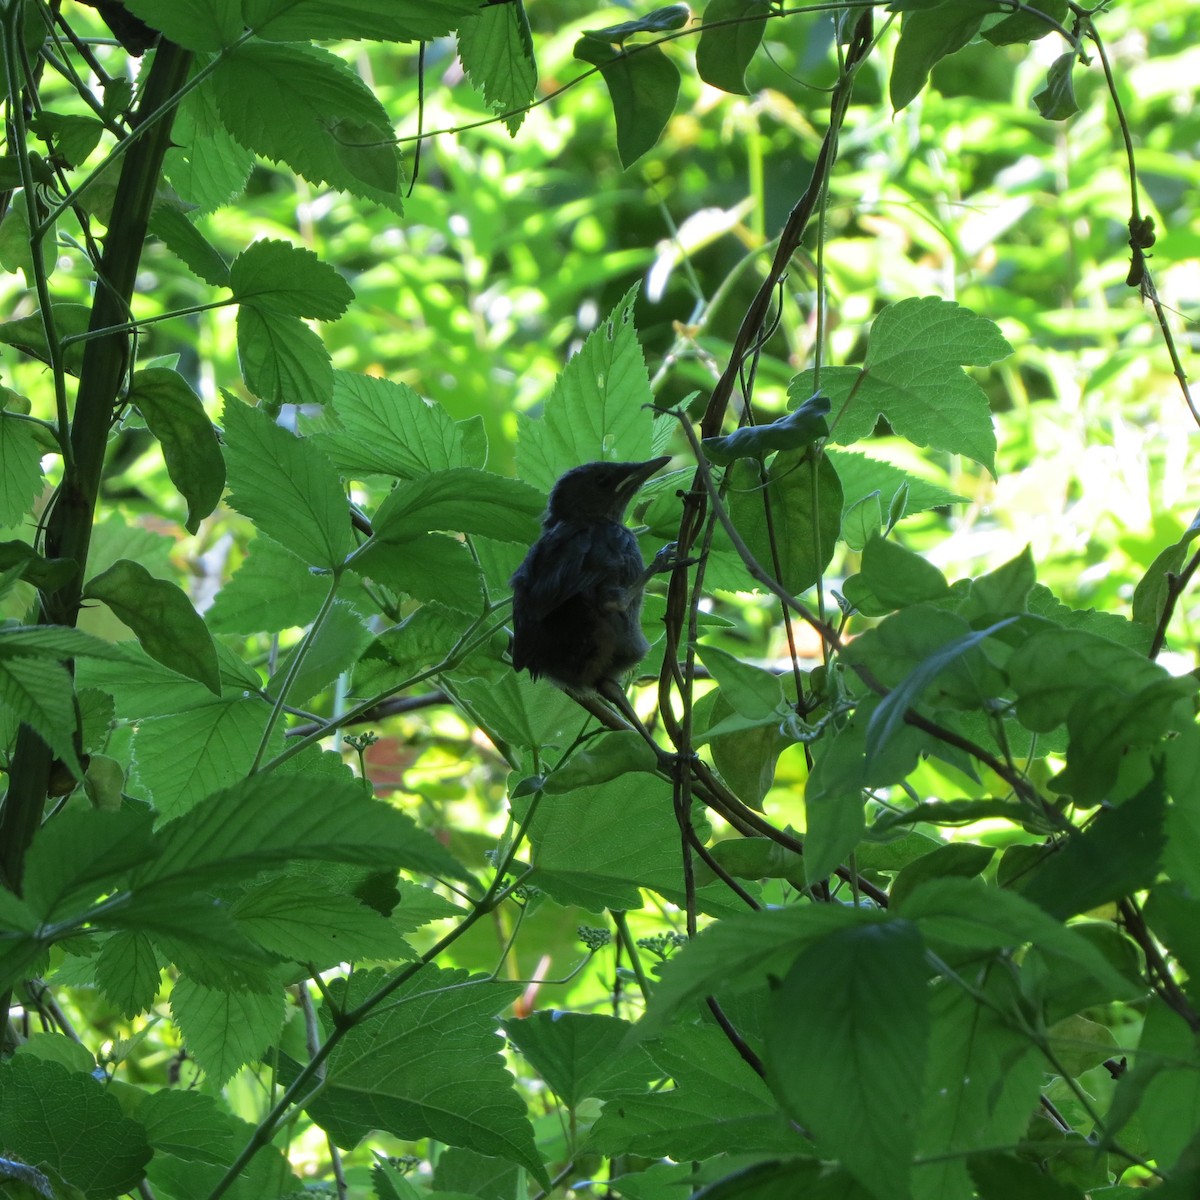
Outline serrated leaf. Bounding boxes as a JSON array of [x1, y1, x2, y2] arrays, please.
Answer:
[[574, 38, 680, 168], [171, 975, 286, 1088], [796, 298, 1011, 473], [163, 71, 254, 212], [266, 600, 372, 704], [0, 655, 84, 778], [236, 306, 333, 410], [515, 286, 657, 490], [120, 0, 242, 51], [210, 42, 403, 213], [354, 532, 484, 612], [129, 368, 225, 534], [222, 396, 353, 569], [84, 560, 220, 695], [95, 931, 162, 1018], [243, 0, 482, 41], [370, 468, 542, 545], [206, 535, 328, 635], [696, 0, 769, 94], [229, 238, 354, 320], [765, 920, 929, 1200], [308, 965, 547, 1183], [148, 204, 231, 286], [458, 2, 537, 135], [0, 413, 47, 525]]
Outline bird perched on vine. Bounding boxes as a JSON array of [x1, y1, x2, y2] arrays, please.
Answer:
[[510, 455, 674, 699]]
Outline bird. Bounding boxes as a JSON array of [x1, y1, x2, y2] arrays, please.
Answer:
[[510, 455, 674, 699]]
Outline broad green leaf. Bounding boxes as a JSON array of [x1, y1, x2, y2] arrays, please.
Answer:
[[131, 698, 280, 820], [370, 468, 542, 545], [0, 193, 55, 286], [222, 396, 354, 569], [119, 0, 242, 50], [84, 560, 220, 695], [959, 545, 1037, 622], [352, 532, 485, 612], [542, 731, 659, 794], [702, 394, 829, 464], [696, 0, 769, 94], [589, 1024, 808, 1160], [230, 875, 413, 967], [309, 965, 547, 1183], [171, 975, 286, 1088], [229, 238, 354, 320], [1020, 770, 1167, 919], [889, 842, 994, 910], [129, 369, 226, 534], [1034, 53, 1081, 121], [640, 904, 869, 1035], [982, 0, 1068, 44], [796, 298, 1011, 472], [1146, 884, 1200, 1008], [266, 600, 372, 705], [355, 604, 473, 693], [573, 38, 680, 169], [0, 1055, 151, 1199], [515, 287, 657, 490], [0, 655, 84, 777], [244, 0, 483, 41], [236, 306, 333, 409], [210, 42, 403, 212], [502, 1013, 656, 1108], [206, 535, 328, 634], [163, 69, 254, 212], [694, 642, 785, 720], [842, 534, 950, 615], [148, 204, 231, 286], [28, 111, 104, 167], [0, 540, 74, 590], [0, 302, 89, 374], [766, 920, 929, 1200], [726, 451, 843, 595], [95, 931, 162, 1019], [76, 642, 223, 721], [136, 773, 473, 890], [969, 1152, 1086, 1199], [322, 371, 474, 478], [1133, 512, 1200, 630], [0, 413, 46, 525], [0, 625, 126, 663], [702, 691, 793, 805], [827, 449, 963, 528], [458, 1, 537, 135], [21, 808, 156, 921], [890, 4, 994, 111], [585, 6, 690, 41], [1128, 999, 1200, 1171], [913, 977, 1043, 1200]]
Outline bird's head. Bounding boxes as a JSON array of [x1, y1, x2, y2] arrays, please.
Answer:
[[545, 455, 671, 524]]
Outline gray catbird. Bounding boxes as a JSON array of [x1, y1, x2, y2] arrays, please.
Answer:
[[510, 456, 673, 696]]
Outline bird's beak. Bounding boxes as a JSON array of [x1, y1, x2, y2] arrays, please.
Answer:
[[616, 454, 671, 498]]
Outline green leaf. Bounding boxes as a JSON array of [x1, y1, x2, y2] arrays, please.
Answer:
[[696, 0, 769, 94], [890, 4, 994, 111], [322, 371, 478, 478], [1033, 53, 1081, 121], [1020, 769, 1167, 920], [515, 287, 658, 490], [0, 655, 84, 778], [766, 920, 929, 1200], [120, 0, 243, 51], [243, 0, 483, 41], [28, 111, 104, 167], [827, 450, 964, 529], [796, 298, 1011, 473], [210, 42, 403, 212], [889, 842, 994, 910], [968, 1152, 1085, 1199], [171, 975, 286, 1088], [148, 204, 231, 286], [1145, 884, 1200, 1009], [128, 368, 225, 534], [136, 773, 473, 891], [458, 1, 538, 135], [163, 69, 254, 212], [21, 808, 156, 922], [982, 0, 1068, 44], [503, 1012, 655, 1108], [0, 302, 89, 374], [0, 413, 46, 526], [960, 545, 1037, 622], [266, 600, 372, 704], [694, 642, 786, 720], [542, 730, 659, 794], [842, 534, 950, 615], [206, 535, 328, 634], [370, 468, 543, 545], [1134, 513, 1200, 629], [0, 1055, 151, 1199], [726, 452, 843, 595], [0, 540, 75, 589], [229, 238, 354, 320], [573, 38, 680, 169], [702, 394, 829, 464], [84, 559, 220, 695], [308, 965, 547, 1183], [95, 931, 162, 1019], [353, 533, 484, 612], [585, 6, 690, 41], [236, 306, 334, 410], [589, 1024, 808, 1160], [222, 395, 354, 569]]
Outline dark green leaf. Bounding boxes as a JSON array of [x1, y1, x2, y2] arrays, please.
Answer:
[[584, 5, 690, 41], [702, 394, 829, 464], [574, 39, 680, 169], [1146, 884, 1200, 1009], [458, 1, 538, 135], [95, 931, 162, 1019], [129, 368, 226, 534], [243, 0, 482, 41], [766, 920, 929, 1199], [968, 1150, 1086, 1198], [0, 303, 89, 374], [1133, 511, 1200, 629], [1033, 53, 1081, 121], [229, 238, 354, 320], [148, 204, 231, 286], [890, 4, 994, 111], [696, 0, 769, 94], [236, 306, 334, 409], [120, 0, 243, 51], [352, 532, 485, 612], [889, 841, 994, 910], [842, 534, 950, 615], [84, 559, 220, 694], [0, 540, 75, 589], [982, 0, 1069, 44], [542, 731, 659, 794]]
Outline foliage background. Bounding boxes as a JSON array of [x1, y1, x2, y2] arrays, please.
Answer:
[[1, 1, 1199, 1198]]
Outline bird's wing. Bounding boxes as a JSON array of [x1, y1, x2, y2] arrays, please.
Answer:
[[512, 523, 643, 622]]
